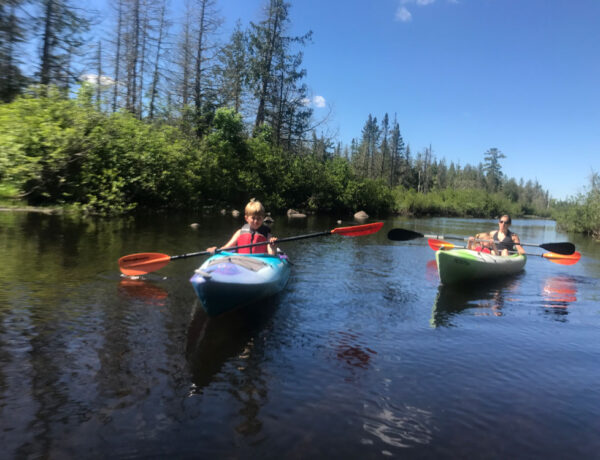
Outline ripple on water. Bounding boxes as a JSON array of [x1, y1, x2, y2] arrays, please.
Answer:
[[362, 398, 434, 449]]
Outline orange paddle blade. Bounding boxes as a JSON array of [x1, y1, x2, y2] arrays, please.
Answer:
[[542, 251, 581, 266], [331, 222, 384, 236], [428, 239, 455, 251], [118, 252, 171, 276]]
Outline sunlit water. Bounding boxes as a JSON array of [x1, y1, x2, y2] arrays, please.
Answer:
[[1, 212, 599, 458]]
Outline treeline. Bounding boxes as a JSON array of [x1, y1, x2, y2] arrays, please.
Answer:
[[0, 88, 396, 215], [552, 174, 600, 238], [0, 0, 553, 218], [347, 114, 550, 215], [0, 88, 552, 217]]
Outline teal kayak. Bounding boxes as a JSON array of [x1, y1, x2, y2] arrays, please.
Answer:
[[435, 248, 526, 285], [190, 251, 291, 316]]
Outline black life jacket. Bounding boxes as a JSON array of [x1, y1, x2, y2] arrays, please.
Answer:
[[493, 230, 514, 251]]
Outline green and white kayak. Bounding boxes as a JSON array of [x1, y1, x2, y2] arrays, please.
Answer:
[[435, 248, 526, 285]]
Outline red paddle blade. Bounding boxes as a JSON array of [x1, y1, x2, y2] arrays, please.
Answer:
[[542, 251, 581, 266], [428, 239, 455, 251], [330, 222, 384, 237], [118, 253, 171, 275]]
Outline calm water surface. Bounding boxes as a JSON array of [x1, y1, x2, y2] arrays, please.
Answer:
[[1, 212, 599, 458]]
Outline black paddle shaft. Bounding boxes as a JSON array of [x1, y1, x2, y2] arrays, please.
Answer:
[[387, 228, 575, 255], [170, 231, 332, 260]]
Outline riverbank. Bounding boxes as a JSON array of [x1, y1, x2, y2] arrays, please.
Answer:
[[0, 206, 63, 214]]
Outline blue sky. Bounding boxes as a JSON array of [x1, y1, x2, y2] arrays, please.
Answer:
[[90, 0, 599, 199]]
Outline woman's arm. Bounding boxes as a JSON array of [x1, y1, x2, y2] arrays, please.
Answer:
[[512, 234, 526, 255]]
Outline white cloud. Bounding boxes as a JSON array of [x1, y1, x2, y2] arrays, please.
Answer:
[[313, 95, 326, 108], [400, 0, 436, 4], [80, 73, 115, 86], [395, 6, 412, 22], [396, 0, 453, 23], [301, 97, 311, 106]]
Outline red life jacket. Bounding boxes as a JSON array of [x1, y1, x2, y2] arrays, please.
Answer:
[[237, 224, 269, 254]]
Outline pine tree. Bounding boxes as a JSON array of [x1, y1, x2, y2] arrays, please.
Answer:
[[248, 0, 311, 146], [217, 21, 247, 112], [378, 113, 390, 181], [148, 0, 168, 120], [38, 0, 91, 91], [483, 147, 506, 192], [389, 115, 405, 186], [0, 0, 28, 102], [192, 0, 221, 136]]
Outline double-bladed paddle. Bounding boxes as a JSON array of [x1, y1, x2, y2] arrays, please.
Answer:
[[387, 228, 575, 255], [427, 238, 581, 265], [119, 222, 384, 276]]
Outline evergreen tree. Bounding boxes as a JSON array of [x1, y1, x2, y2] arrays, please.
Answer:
[[248, 0, 311, 146], [378, 113, 390, 180], [0, 0, 29, 102], [110, 0, 124, 112], [389, 115, 405, 186], [38, 0, 91, 92], [483, 147, 506, 192], [353, 114, 379, 179], [148, 0, 169, 120], [217, 21, 248, 113], [193, 0, 221, 136]]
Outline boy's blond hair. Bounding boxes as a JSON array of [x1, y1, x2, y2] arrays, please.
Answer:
[[476, 232, 492, 246], [245, 199, 265, 217]]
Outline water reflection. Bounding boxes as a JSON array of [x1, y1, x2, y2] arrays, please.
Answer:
[[431, 276, 522, 327], [425, 259, 438, 283], [117, 278, 168, 306], [185, 300, 278, 436], [331, 331, 377, 372], [541, 276, 578, 318]]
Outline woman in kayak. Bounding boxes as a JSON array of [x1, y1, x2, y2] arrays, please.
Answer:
[[207, 199, 278, 255], [491, 215, 525, 256]]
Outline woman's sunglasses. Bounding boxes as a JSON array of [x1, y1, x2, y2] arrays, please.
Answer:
[[499, 220, 509, 224]]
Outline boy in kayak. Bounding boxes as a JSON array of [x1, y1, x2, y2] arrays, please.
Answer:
[[467, 232, 497, 254], [207, 199, 278, 255]]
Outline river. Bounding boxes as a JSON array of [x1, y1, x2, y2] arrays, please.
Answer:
[[0, 211, 599, 458]]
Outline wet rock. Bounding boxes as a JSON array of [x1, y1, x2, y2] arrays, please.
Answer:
[[287, 208, 307, 218]]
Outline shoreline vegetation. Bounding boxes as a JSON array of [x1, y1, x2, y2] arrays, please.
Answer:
[[0, 89, 597, 239]]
